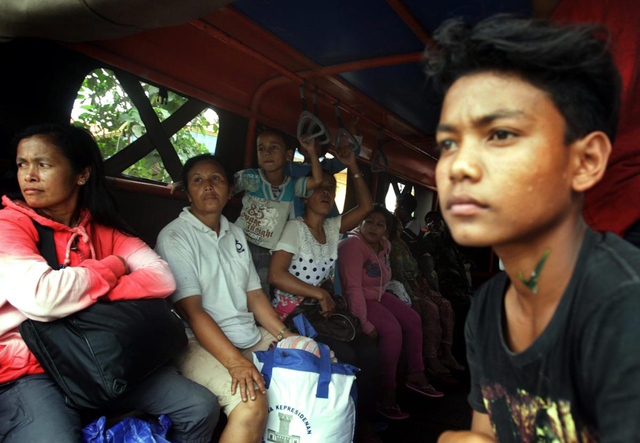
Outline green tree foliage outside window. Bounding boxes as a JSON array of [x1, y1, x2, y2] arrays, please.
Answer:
[[73, 69, 218, 182]]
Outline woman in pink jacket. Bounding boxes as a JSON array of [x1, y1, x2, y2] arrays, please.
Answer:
[[339, 204, 443, 420], [0, 123, 218, 443]]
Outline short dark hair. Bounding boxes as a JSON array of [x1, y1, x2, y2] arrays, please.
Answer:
[[181, 154, 231, 192], [256, 128, 294, 153], [424, 210, 443, 225], [424, 14, 622, 144], [12, 123, 132, 234], [364, 203, 393, 227], [396, 192, 417, 216]]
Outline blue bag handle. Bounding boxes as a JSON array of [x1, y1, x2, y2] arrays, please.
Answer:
[[292, 314, 317, 338], [315, 343, 332, 399], [258, 345, 333, 399], [259, 315, 332, 399], [292, 315, 331, 398], [259, 349, 275, 390]]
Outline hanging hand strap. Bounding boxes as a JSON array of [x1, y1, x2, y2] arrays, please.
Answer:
[[297, 111, 328, 141], [371, 126, 389, 173], [334, 102, 360, 153], [302, 87, 331, 146], [299, 80, 308, 112], [297, 82, 330, 143], [313, 86, 319, 117]]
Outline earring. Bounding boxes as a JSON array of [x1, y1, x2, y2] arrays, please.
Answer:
[[79, 180, 86, 185]]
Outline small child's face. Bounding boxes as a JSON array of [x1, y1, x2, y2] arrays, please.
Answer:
[[257, 133, 291, 172], [435, 71, 573, 248]]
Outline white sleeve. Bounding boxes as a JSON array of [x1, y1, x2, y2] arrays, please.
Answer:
[[293, 176, 309, 197], [155, 230, 202, 303], [271, 220, 300, 255], [327, 215, 343, 235], [232, 169, 245, 196]]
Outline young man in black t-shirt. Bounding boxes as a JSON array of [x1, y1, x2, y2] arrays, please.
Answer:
[[425, 15, 640, 443]]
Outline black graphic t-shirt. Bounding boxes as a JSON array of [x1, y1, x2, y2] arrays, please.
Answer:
[[466, 229, 640, 442]]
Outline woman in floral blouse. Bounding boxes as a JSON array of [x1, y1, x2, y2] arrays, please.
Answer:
[[388, 214, 464, 380]]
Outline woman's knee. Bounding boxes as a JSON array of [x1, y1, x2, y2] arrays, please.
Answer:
[[376, 318, 403, 343], [229, 394, 268, 425], [368, 306, 402, 339], [402, 306, 423, 333]]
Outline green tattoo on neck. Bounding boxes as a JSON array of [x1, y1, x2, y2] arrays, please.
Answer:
[[517, 249, 551, 294]]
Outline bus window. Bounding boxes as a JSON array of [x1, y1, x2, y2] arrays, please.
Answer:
[[385, 182, 414, 212], [72, 68, 219, 183], [333, 174, 347, 213]]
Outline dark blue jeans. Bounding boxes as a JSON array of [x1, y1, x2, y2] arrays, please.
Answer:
[[0, 366, 219, 443]]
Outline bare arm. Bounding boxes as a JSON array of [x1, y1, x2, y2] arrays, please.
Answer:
[[246, 288, 296, 338], [174, 295, 266, 402], [298, 136, 323, 190], [333, 144, 373, 232], [438, 412, 496, 443], [268, 249, 335, 315]]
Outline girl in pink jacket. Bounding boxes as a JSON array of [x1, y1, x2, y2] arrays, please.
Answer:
[[339, 204, 443, 420]]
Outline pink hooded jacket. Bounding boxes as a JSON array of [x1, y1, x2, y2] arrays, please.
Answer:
[[338, 228, 391, 334], [0, 196, 176, 383]]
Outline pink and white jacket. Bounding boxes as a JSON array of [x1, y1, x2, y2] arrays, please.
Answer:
[[338, 229, 391, 334], [0, 196, 177, 384]]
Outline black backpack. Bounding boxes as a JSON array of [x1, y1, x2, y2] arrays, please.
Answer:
[[19, 220, 187, 409]]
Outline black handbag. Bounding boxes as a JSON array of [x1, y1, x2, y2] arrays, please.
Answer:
[[19, 220, 187, 410], [284, 279, 362, 342]]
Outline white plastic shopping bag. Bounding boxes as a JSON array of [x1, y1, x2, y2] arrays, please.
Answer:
[[253, 315, 358, 443], [386, 280, 412, 306]]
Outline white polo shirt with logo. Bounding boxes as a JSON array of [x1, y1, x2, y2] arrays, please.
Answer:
[[155, 207, 262, 349]]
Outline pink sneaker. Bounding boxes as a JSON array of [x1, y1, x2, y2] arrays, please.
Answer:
[[405, 381, 445, 398]]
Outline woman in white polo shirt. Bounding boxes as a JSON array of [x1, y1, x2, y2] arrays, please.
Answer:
[[155, 154, 296, 443]]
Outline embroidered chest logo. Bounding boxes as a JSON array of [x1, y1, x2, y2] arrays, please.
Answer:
[[363, 259, 381, 278], [235, 240, 245, 254]]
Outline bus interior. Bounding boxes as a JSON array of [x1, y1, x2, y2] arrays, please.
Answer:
[[2, 0, 622, 441]]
